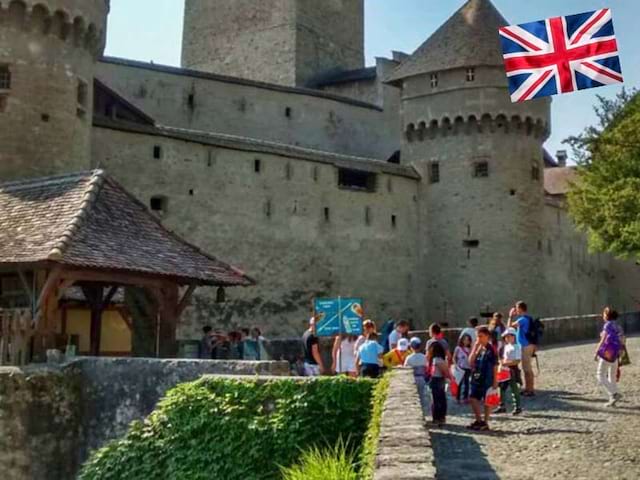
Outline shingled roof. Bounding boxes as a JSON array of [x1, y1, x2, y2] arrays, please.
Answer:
[[387, 0, 508, 85], [544, 167, 579, 196], [0, 171, 254, 287]]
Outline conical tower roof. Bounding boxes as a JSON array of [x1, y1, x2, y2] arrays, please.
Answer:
[[387, 0, 508, 85]]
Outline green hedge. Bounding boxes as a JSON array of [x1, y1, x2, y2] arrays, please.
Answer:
[[79, 377, 375, 480]]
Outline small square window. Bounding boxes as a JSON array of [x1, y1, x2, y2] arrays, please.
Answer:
[[254, 159, 261, 173], [0, 65, 11, 90], [474, 161, 489, 178], [430, 73, 439, 88], [153, 145, 162, 159], [466, 68, 476, 82], [429, 162, 440, 184], [150, 196, 168, 213]]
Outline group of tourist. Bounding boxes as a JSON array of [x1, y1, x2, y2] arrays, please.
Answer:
[[302, 302, 629, 432], [199, 325, 268, 360]]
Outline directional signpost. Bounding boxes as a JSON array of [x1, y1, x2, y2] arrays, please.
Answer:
[[314, 297, 364, 337]]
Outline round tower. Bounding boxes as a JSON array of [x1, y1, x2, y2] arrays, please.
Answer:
[[0, 0, 109, 180], [389, 0, 551, 325]]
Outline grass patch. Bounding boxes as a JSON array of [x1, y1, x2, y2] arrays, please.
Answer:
[[358, 373, 391, 479], [280, 440, 358, 480]]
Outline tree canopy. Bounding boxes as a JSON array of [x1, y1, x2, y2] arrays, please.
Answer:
[[564, 89, 640, 260]]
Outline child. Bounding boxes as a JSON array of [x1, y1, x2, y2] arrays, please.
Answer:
[[425, 323, 452, 373], [383, 338, 410, 368], [594, 307, 625, 406], [404, 337, 428, 416], [495, 328, 522, 415], [467, 326, 498, 431], [453, 334, 472, 403], [357, 332, 384, 379], [428, 341, 451, 425]]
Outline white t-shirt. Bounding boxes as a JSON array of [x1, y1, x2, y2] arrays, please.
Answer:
[[503, 343, 522, 363], [388, 329, 402, 348], [431, 357, 446, 378]]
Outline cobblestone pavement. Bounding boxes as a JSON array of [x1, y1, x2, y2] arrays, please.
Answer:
[[429, 337, 640, 480]]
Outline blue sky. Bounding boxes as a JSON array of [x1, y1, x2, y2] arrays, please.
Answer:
[[105, 0, 639, 162]]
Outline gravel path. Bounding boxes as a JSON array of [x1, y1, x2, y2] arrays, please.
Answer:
[[429, 337, 640, 480]]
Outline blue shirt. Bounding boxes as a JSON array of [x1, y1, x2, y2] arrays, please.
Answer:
[[358, 340, 384, 365], [516, 315, 531, 347]]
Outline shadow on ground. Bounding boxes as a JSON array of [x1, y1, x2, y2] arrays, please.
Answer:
[[431, 430, 499, 480]]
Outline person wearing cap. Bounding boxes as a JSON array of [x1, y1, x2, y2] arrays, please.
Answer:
[[383, 337, 411, 368], [404, 337, 429, 416], [302, 317, 325, 376], [495, 327, 523, 415]]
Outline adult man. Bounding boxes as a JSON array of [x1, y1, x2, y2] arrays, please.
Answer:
[[302, 317, 325, 376], [199, 325, 214, 359], [387, 320, 410, 350], [509, 301, 536, 396], [458, 317, 479, 344]]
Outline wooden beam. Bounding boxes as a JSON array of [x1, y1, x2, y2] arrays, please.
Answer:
[[33, 265, 63, 328], [61, 269, 175, 289], [56, 279, 76, 300], [176, 284, 197, 319], [82, 285, 105, 357], [17, 270, 33, 302], [101, 286, 119, 310]]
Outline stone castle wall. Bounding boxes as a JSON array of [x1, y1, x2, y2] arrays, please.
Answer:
[[0, 0, 108, 180], [96, 58, 398, 161], [92, 124, 422, 337], [181, 0, 364, 87]]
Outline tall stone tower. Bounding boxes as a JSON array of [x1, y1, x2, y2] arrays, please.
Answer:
[[0, 0, 109, 181], [388, 0, 551, 324], [181, 0, 365, 87]]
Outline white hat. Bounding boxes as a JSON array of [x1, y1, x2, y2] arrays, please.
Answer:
[[502, 327, 517, 338], [397, 338, 410, 351]]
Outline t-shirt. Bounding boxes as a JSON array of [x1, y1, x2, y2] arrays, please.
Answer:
[[426, 338, 450, 355], [387, 329, 402, 348], [515, 315, 531, 347], [383, 349, 409, 368], [431, 357, 447, 378], [459, 327, 477, 344], [359, 340, 384, 365], [404, 352, 427, 377], [454, 346, 471, 370], [302, 329, 319, 365], [472, 345, 497, 386], [502, 343, 522, 363]]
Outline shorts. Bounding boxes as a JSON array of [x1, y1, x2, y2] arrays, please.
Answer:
[[361, 363, 381, 379], [521, 345, 536, 375], [304, 363, 320, 377], [470, 382, 490, 401]]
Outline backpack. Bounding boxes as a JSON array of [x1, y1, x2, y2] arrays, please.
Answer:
[[525, 317, 545, 345]]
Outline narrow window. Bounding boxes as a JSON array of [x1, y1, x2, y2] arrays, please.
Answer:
[[0, 65, 11, 90], [254, 159, 261, 173], [187, 93, 195, 109], [324, 207, 330, 222], [391, 215, 397, 228], [338, 168, 376, 192], [0, 96, 7, 113], [312, 165, 319, 182], [189, 189, 194, 196], [531, 163, 540, 181], [153, 145, 162, 159], [430, 73, 439, 88], [77, 79, 88, 118], [547, 239, 553, 256], [474, 161, 489, 178], [429, 162, 440, 184], [285, 163, 293, 180], [466, 68, 476, 82], [216, 287, 226, 303], [150, 196, 168, 214], [365, 206, 371, 226], [285, 107, 292, 118], [265, 199, 272, 218]]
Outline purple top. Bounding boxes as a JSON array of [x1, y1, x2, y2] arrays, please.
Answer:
[[598, 321, 624, 362]]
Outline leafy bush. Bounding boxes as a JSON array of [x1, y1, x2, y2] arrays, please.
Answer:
[[280, 440, 358, 480], [79, 376, 375, 480], [358, 374, 390, 479]]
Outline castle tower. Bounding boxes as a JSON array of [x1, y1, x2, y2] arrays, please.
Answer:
[[0, 0, 109, 180], [388, 0, 551, 324], [181, 0, 365, 87]]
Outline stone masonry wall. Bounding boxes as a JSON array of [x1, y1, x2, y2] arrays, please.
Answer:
[[92, 125, 422, 337]]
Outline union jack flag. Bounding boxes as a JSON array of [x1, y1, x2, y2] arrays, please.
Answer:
[[499, 9, 623, 103]]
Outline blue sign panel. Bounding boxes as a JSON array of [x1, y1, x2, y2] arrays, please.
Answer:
[[314, 298, 364, 337]]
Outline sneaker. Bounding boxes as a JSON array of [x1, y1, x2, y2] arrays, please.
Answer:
[[512, 408, 523, 416], [467, 420, 482, 430], [605, 397, 618, 407], [522, 391, 536, 397], [477, 422, 490, 431], [494, 407, 507, 414], [614, 392, 623, 401]]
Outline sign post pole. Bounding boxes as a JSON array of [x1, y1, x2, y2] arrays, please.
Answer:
[[338, 296, 342, 375]]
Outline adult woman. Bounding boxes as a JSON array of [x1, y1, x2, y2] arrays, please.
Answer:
[[332, 334, 358, 377], [594, 307, 625, 407]]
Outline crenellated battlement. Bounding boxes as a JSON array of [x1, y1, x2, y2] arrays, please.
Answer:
[[405, 113, 550, 142], [0, 0, 109, 57]]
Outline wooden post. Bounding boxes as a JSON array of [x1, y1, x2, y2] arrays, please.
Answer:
[[157, 283, 179, 358], [82, 285, 105, 357]]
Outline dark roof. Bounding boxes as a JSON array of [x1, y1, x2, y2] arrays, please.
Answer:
[[93, 117, 421, 180], [312, 67, 377, 88], [0, 171, 254, 287], [544, 167, 578, 196], [99, 56, 383, 112], [94, 78, 156, 126], [543, 149, 559, 168], [387, 0, 508, 85]]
